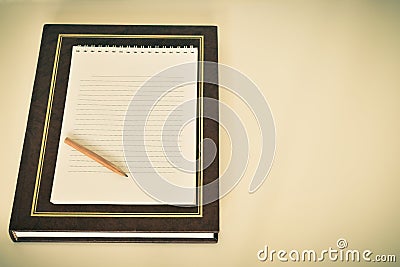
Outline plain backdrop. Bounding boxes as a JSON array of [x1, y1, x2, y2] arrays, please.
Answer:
[[0, 1, 399, 266]]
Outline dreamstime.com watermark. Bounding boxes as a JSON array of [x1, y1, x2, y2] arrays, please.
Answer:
[[257, 239, 397, 263]]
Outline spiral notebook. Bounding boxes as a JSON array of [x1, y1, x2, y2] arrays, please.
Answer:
[[9, 24, 219, 242], [51, 45, 198, 205]]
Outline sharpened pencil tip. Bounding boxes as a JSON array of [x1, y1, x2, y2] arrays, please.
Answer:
[[124, 174, 128, 177]]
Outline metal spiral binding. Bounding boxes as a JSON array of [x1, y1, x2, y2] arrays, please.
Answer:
[[74, 45, 196, 53]]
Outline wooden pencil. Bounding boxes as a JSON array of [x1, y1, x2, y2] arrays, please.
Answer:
[[64, 137, 128, 177]]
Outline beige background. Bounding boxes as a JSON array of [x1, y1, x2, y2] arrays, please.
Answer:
[[0, 0, 399, 266]]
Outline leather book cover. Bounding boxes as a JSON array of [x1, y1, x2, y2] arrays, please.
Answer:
[[9, 24, 219, 242]]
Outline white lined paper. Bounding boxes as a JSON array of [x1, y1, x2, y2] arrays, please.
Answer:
[[50, 46, 198, 205]]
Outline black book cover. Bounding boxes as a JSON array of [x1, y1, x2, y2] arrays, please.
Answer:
[[9, 24, 219, 242]]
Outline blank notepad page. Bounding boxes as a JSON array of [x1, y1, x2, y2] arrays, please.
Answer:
[[50, 46, 198, 205]]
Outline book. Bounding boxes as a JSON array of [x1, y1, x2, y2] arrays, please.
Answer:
[[9, 24, 219, 242]]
